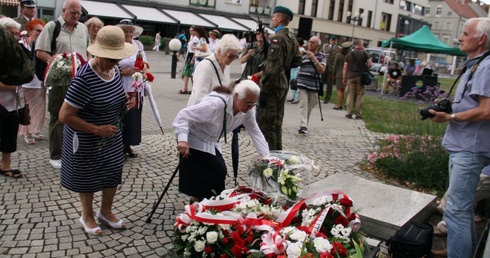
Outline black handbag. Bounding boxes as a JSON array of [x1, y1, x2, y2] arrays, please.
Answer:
[[18, 104, 31, 126], [361, 71, 373, 85], [290, 79, 297, 90]]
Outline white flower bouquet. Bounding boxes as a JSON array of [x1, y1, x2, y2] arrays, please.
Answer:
[[249, 151, 315, 201], [44, 52, 86, 87]]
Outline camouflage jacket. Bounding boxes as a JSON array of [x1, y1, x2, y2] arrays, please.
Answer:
[[261, 27, 301, 89], [0, 26, 34, 86]]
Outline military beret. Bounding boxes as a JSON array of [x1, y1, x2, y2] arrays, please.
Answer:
[[341, 42, 353, 49], [329, 35, 337, 40], [273, 6, 294, 21]]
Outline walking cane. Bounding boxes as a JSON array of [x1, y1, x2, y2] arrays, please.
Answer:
[[311, 62, 324, 121], [146, 160, 181, 223]]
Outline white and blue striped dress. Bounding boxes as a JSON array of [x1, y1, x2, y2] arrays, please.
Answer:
[[60, 63, 126, 193]]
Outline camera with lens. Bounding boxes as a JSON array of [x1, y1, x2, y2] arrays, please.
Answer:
[[419, 98, 453, 120]]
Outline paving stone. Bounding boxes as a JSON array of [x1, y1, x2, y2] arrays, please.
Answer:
[[0, 51, 429, 256]]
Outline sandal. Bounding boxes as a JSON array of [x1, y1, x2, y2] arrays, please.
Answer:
[[34, 132, 44, 140], [124, 145, 138, 158], [179, 89, 188, 94], [0, 169, 23, 178], [24, 134, 35, 145]]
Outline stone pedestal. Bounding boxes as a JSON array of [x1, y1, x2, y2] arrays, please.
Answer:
[[306, 173, 437, 240]]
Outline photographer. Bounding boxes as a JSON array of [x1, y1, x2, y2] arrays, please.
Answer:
[[429, 17, 490, 258]]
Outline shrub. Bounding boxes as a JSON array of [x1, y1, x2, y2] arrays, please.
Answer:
[[365, 134, 448, 196], [139, 35, 154, 46]]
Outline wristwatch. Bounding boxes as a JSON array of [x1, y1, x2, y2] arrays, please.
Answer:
[[450, 113, 456, 121]]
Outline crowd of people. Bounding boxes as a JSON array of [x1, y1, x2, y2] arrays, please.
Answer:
[[3, 2, 490, 257]]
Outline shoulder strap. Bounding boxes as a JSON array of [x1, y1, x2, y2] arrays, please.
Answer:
[[51, 20, 61, 55], [206, 59, 222, 86], [208, 94, 227, 143]]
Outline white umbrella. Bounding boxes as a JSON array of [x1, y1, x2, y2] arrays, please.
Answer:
[[145, 82, 164, 135]]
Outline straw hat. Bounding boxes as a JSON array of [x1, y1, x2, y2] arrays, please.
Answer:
[[209, 29, 220, 37], [116, 19, 143, 38], [87, 26, 136, 59]]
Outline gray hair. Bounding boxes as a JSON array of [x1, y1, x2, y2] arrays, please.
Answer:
[[465, 18, 490, 49], [62, 0, 79, 9], [310, 36, 321, 45], [85, 17, 103, 28], [0, 17, 20, 30], [215, 34, 241, 55], [233, 79, 260, 99]]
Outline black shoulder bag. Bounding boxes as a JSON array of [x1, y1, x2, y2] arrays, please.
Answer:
[[35, 20, 61, 81]]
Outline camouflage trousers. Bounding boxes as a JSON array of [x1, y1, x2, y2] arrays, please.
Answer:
[[257, 87, 288, 151]]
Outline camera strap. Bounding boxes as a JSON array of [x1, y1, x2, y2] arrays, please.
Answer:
[[448, 50, 490, 99]]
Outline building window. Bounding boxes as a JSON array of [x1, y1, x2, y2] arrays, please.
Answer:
[[414, 4, 423, 15], [367, 11, 372, 28], [299, 0, 305, 15], [37, 8, 54, 21], [328, 0, 335, 20], [399, 0, 406, 10], [425, 7, 430, 16], [381, 12, 391, 31], [442, 36, 450, 45], [338, 0, 345, 22], [445, 21, 452, 30], [384, 0, 394, 4], [358, 8, 364, 26], [448, 11, 452, 16], [436, 6, 442, 15], [312, 0, 318, 17], [434, 21, 440, 29]]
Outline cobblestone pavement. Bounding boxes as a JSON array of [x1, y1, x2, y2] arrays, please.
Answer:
[[1, 51, 383, 257]]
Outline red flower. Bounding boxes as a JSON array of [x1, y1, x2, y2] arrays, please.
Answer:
[[145, 72, 154, 82], [348, 213, 357, 221], [222, 237, 229, 244], [320, 251, 334, 258], [334, 216, 349, 227], [204, 246, 213, 254], [331, 242, 348, 256], [220, 254, 229, 258], [246, 234, 254, 243], [339, 198, 353, 207], [251, 75, 259, 84]]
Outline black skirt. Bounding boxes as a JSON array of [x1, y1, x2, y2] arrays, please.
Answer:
[[179, 148, 227, 199]]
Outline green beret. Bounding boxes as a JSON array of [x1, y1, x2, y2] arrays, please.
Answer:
[[273, 6, 294, 21], [329, 35, 337, 40]]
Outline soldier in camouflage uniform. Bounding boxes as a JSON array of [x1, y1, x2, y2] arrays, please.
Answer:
[[241, 31, 267, 80], [257, 6, 302, 150], [321, 35, 341, 104]]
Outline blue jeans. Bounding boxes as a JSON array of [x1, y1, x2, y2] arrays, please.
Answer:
[[446, 151, 490, 258]]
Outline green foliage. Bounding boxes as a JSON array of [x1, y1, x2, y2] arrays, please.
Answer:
[[139, 35, 154, 46], [362, 95, 449, 197]]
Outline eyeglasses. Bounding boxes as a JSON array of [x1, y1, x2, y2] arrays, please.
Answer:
[[69, 10, 82, 16], [244, 101, 256, 107], [226, 52, 239, 60]]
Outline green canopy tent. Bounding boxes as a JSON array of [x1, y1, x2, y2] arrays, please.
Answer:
[[379, 25, 466, 94], [381, 25, 465, 56]]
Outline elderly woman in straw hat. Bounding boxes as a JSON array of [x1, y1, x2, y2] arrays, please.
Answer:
[[115, 19, 147, 158], [59, 26, 136, 235]]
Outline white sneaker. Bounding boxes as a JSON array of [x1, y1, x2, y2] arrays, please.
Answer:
[[49, 159, 61, 169]]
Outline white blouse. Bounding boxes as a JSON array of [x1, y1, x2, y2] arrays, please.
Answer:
[[174, 92, 269, 157]]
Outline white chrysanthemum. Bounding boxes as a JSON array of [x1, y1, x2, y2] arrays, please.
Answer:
[[187, 234, 196, 242], [312, 196, 327, 206], [197, 226, 208, 235], [341, 227, 352, 237], [286, 242, 302, 258], [219, 224, 231, 231], [335, 224, 345, 231], [183, 250, 192, 257], [331, 227, 340, 237], [132, 72, 143, 80], [236, 199, 259, 210], [313, 237, 333, 253], [181, 234, 188, 241], [289, 230, 307, 242], [281, 226, 296, 235], [194, 240, 205, 252], [263, 168, 273, 178], [206, 231, 218, 244], [57, 61, 64, 68]]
